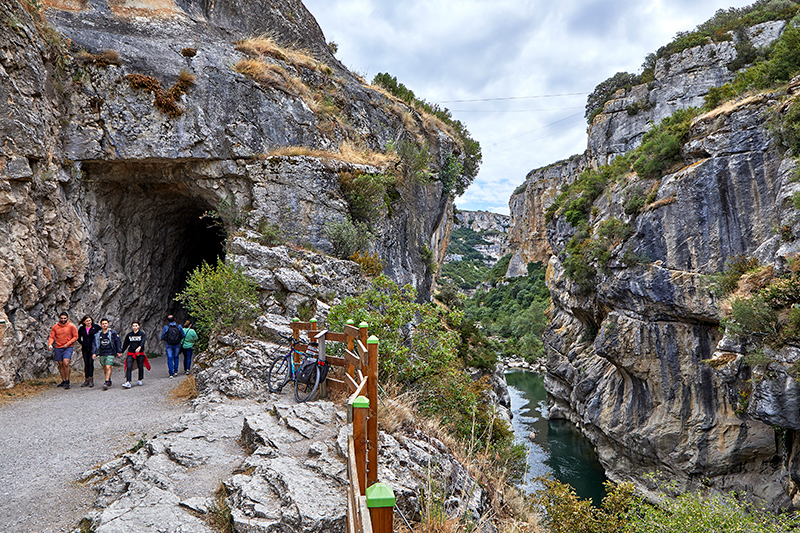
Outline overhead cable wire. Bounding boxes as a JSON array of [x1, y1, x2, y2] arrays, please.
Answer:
[[439, 92, 588, 103], [486, 112, 584, 147], [450, 106, 584, 113]]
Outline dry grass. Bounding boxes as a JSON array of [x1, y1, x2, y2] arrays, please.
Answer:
[[169, 374, 198, 402], [235, 58, 316, 110], [234, 35, 329, 74], [719, 264, 775, 315], [0, 375, 61, 405], [644, 196, 677, 211], [265, 141, 396, 169], [700, 93, 771, 121], [76, 49, 121, 67]]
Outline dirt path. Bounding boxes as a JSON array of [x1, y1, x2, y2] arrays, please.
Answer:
[[0, 357, 191, 532]]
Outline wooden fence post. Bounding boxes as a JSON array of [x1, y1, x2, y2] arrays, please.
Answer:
[[352, 395, 369, 496], [346, 319, 355, 388], [366, 335, 379, 488], [366, 482, 395, 533]]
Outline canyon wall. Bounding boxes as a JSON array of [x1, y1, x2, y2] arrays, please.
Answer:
[[0, 0, 461, 387], [507, 20, 800, 508]]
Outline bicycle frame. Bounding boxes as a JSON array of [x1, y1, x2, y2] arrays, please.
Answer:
[[268, 334, 316, 393]]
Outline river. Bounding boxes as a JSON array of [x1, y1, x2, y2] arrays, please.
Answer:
[[505, 369, 608, 506]]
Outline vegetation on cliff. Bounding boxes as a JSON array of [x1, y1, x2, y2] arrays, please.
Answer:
[[540, 477, 800, 533], [372, 72, 483, 196], [547, 108, 697, 292], [585, 0, 800, 124]]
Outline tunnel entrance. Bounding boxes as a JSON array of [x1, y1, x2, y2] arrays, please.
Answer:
[[76, 163, 228, 343]]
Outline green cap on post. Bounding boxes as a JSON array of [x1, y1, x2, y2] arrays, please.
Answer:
[[310, 318, 317, 323], [367, 335, 379, 345], [359, 321, 368, 328], [346, 319, 355, 325], [366, 483, 395, 508], [352, 395, 369, 408], [292, 317, 299, 322]]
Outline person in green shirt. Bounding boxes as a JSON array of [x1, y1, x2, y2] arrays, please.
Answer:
[[180, 320, 199, 375]]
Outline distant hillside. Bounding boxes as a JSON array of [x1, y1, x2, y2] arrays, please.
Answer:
[[440, 210, 509, 290]]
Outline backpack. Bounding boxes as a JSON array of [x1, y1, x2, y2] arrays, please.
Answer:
[[165, 324, 182, 345], [297, 359, 328, 385]]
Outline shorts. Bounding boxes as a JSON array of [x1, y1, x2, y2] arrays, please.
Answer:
[[99, 355, 115, 367], [53, 347, 73, 362]]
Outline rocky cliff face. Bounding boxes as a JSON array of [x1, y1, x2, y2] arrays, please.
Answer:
[[445, 209, 509, 265], [507, 21, 800, 509], [0, 0, 460, 386]]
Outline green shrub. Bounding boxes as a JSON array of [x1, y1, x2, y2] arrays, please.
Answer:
[[624, 189, 647, 216], [175, 258, 259, 341], [781, 101, 800, 155], [512, 181, 528, 195], [372, 72, 482, 191], [327, 276, 521, 465], [324, 218, 371, 259], [337, 172, 390, 224], [350, 250, 384, 277], [632, 108, 698, 179], [538, 477, 800, 533], [761, 273, 800, 307], [725, 295, 781, 343], [257, 219, 282, 246], [708, 254, 760, 296], [538, 478, 634, 533]]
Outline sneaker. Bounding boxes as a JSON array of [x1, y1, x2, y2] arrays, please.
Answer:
[[185, 370, 190, 375], [64, 381, 70, 390], [102, 381, 109, 390], [169, 374, 175, 379], [122, 382, 131, 389], [80, 379, 89, 388], [57, 381, 65, 388], [88, 378, 94, 388], [137, 380, 143, 386]]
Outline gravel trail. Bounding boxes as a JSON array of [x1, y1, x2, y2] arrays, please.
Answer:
[[0, 357, 191, 532]]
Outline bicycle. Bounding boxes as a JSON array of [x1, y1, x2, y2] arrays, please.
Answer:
[[267, 333, 326, 402], [294, 343, 327, 403], [267, 333, 307, 394]]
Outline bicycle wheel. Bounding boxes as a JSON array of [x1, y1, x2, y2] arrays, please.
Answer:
[[294, 363, 320, 403], [268, 356, 289, 393]]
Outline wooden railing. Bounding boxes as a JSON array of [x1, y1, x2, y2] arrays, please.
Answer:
[[290, 318, 393, 533]]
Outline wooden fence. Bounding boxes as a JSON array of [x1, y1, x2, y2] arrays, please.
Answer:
[[290, 318, 394, 533]]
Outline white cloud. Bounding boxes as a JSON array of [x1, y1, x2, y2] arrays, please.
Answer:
[[303, 0, 756, 213]]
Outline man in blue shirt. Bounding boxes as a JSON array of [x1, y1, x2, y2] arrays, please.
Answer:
[[161, 315, 184, 378]]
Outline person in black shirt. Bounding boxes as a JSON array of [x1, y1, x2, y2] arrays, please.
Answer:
[[77, 315, 101, 388], [121, 321, 147, 388]]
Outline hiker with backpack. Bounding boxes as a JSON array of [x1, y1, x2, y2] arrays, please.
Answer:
[[161, 315, 184, 378], [91, 318, 122, 390], [47, 312, 78, 390]]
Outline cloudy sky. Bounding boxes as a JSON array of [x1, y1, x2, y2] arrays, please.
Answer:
[[302, 0, 756, 214]]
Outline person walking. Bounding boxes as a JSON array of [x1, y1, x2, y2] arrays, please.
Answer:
[[91, 318, 122, 390], [161, 315, 184, 378], [47, 312, 78, 390], [121, 321, 149, 388], [77, 315, 101, 388], [180, 320, 198, 375]]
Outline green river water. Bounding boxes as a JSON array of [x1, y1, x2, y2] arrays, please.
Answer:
[[505, 369, 608, 506]]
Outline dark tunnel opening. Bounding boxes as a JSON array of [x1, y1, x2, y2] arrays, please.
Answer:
[[76, 167, 227, 346]]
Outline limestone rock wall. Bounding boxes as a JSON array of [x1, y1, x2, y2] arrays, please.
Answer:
[[544, 88, 800, 508], [504, 20, 800, 509], [0, 0, 458, 387]]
